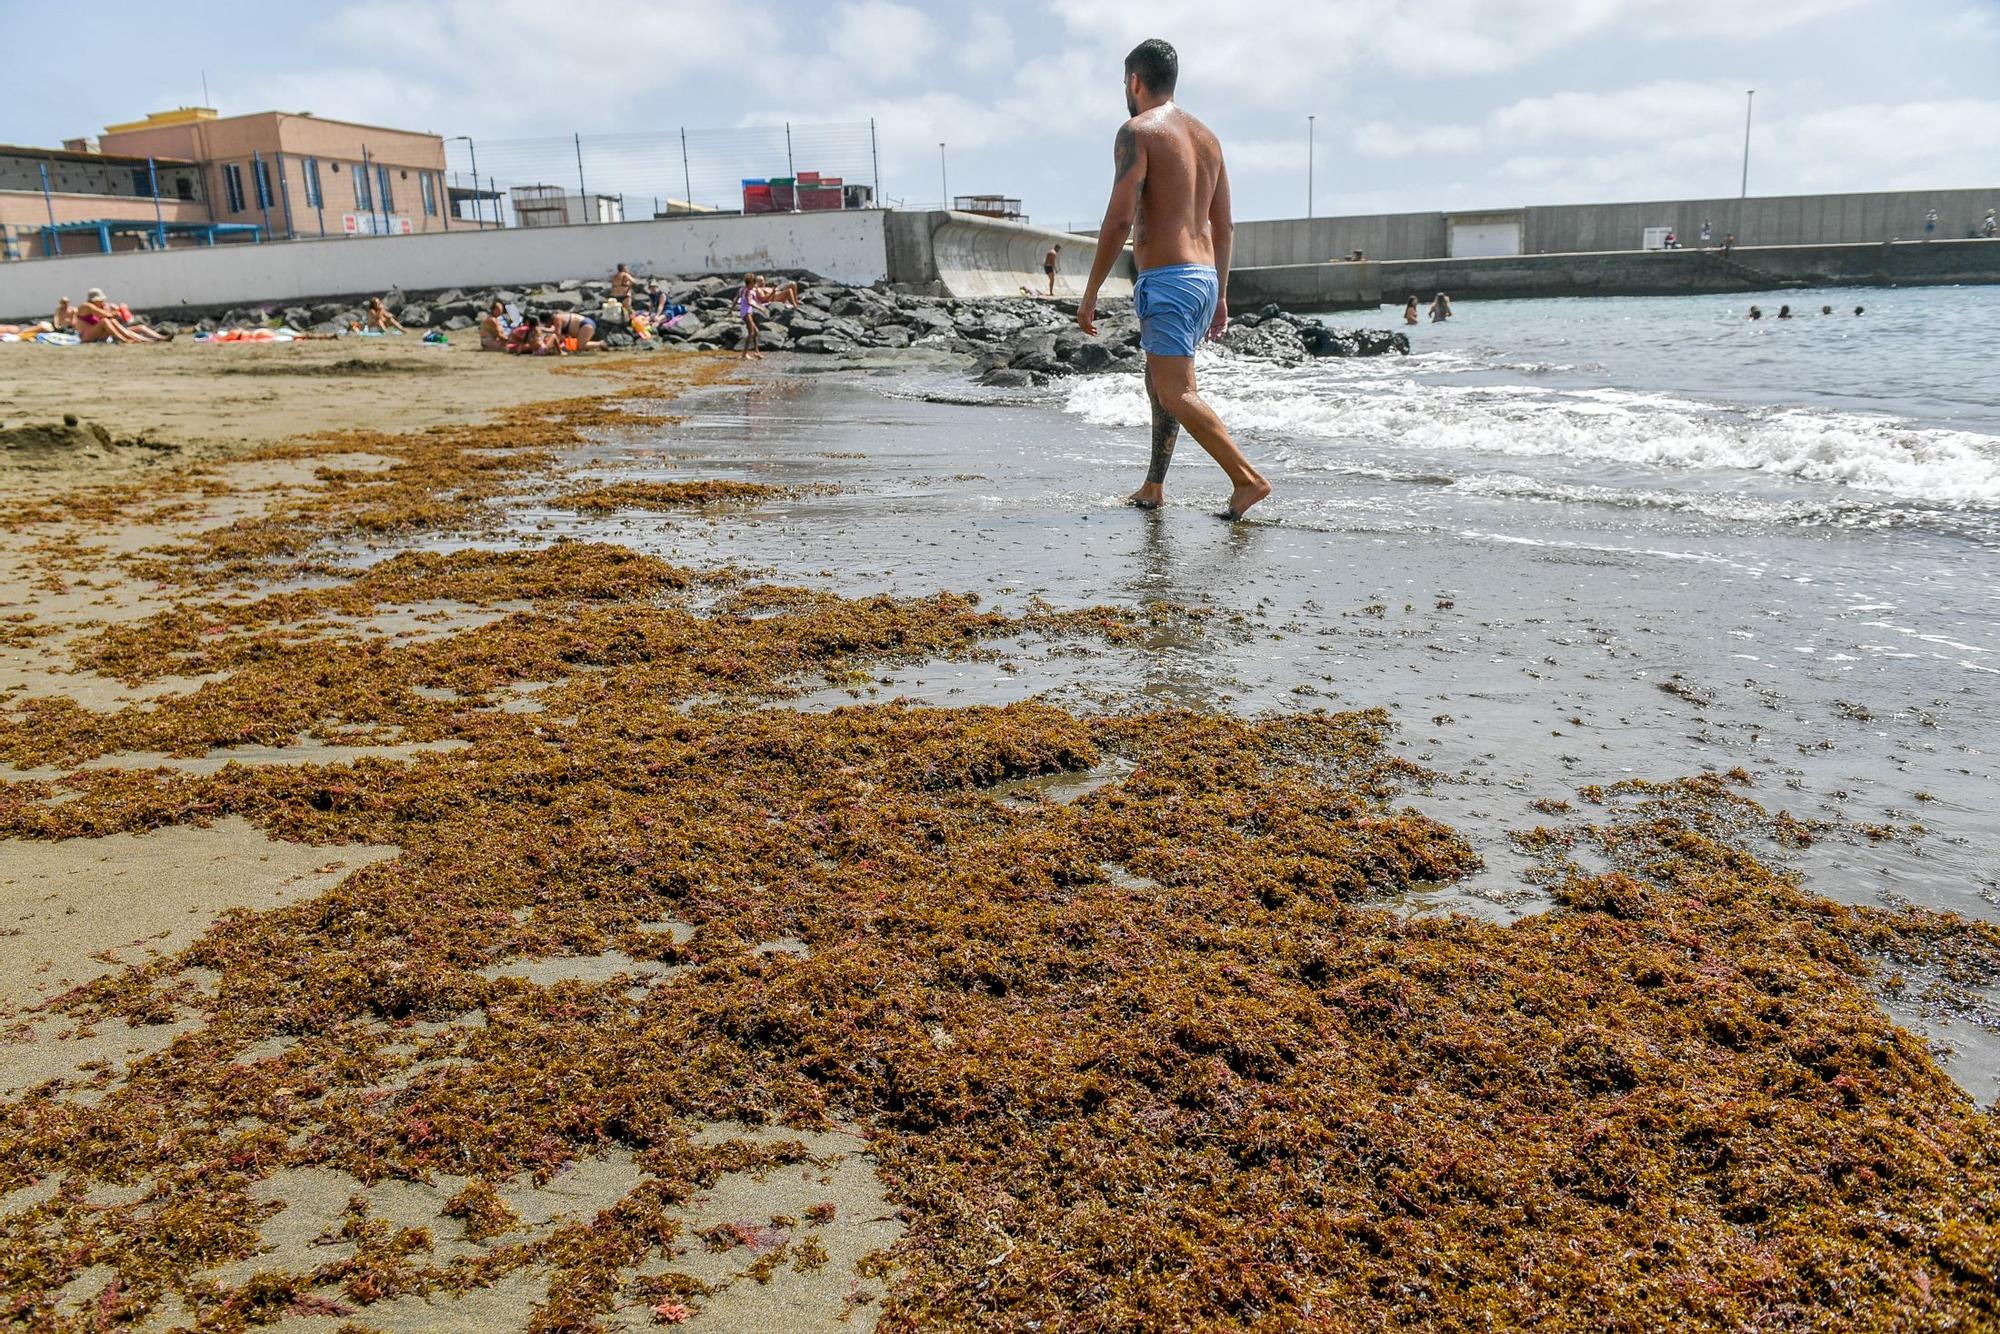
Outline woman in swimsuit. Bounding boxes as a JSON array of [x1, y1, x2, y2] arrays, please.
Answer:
[[52, 298, 76, 332], [478, 300, 511, 352], [736, 273, 766, 360], [538, 310, 601, 355], [76, 288, 168, 343], [1402, 296, 1419, 326], [365, 297, 407, 334]]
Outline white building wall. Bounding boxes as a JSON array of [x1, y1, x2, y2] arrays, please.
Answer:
[[0, 210, 890, 318]]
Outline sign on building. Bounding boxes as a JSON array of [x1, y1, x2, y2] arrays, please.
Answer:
[[340, 213, 415, 236]]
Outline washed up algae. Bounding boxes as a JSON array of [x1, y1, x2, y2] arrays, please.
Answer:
[[2, 353, 1998, 1332]]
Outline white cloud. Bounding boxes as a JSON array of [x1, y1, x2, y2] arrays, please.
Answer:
[[823, 1, 943, 84]]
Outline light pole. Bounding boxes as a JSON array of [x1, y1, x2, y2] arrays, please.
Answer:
[[450, 136, 481, 226], [1739, 91, 1753, 200], [939, 142, 948, 210], [1307, 115, 1316, 220]]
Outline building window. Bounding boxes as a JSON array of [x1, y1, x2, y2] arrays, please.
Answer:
[[222, 163, 246, 213], [176, 176, 195, 202], [303, 158, 322, 208], [421, 171, 437, 217], [354, 163, 372, 211], [131, 168, 153, 197], [376, 165, 395, 212], [253, 158, 273, 210]]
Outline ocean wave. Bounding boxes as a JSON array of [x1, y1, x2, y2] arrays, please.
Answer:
[[1062, 360, 2000, 509]]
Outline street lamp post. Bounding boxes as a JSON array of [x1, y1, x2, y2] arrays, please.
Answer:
[[939, 142, 948, 211], [1307, 115, 1315, 220], [1739, 91, 1753, 201], [450, 136, 482, 226]]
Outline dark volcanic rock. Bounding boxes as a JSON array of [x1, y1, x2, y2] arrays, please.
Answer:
[[977, 367, 1036, 388], [1070, 341, 1115, 373], [397, 305, 431, 328], [1219, 320, 1308, 365]]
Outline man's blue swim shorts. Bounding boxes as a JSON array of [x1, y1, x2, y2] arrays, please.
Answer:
[[1133, 263, 1219, 357]]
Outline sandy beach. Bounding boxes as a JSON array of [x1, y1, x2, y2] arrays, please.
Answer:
[[3, 333, 1998, 1332]]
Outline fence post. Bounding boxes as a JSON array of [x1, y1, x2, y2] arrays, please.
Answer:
[[870, 119, 881, 204], [785, 122, 797, 211], [38, 163, 60, 256], [148, 156, 166, 249], [680, 128, 692, 212], [274, 152, 296, 240], [253, 150, 273, 242], [575, 133, 589, 221], [310, 156, 325, 237]]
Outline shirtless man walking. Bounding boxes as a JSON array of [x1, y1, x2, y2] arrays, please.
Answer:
[[1044, 244, 1061, 296], [1078, 37, 1269, 520]]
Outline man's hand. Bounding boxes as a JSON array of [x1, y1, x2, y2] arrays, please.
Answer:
[[1206, 299, 1229, 342], [1077, 290, 1099, 337]]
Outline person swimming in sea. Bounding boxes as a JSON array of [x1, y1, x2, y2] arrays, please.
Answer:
[[1428, 292, 1453, 323], [1402, 296, 1419, 325]]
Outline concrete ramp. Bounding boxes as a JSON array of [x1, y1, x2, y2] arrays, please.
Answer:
[[888, 211, 1132, 300]]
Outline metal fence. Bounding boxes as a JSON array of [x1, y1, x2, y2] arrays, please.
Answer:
[[442, 121, 882, 226]]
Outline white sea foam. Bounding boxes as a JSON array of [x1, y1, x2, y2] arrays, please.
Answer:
[[1062, 355, 2000, 509]]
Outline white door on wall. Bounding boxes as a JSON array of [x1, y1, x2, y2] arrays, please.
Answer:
[[1447, 221, 1521, 258]]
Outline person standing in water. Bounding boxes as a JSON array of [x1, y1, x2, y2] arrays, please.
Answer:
[[1078, 37, 1269, 520], [1428, 292, 1453, 322], [1402, 295, 1419, 325], [1044, 244, 1061, 296]]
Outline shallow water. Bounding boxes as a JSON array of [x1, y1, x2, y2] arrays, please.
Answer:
[[498, 287, 1999, 1097]]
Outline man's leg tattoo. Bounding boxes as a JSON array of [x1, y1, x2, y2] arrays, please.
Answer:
[[1146, 365, 1181, 485]]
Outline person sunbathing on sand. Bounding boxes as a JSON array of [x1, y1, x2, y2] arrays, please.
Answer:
[[507, 315, 547, 355], [540, 309, 602, 355], [478, 300, 511, 352], [76, 288, 169, 343], [52, 298, 76, 332], [754, 277, 800, 308], [365, 297, 407, 333]]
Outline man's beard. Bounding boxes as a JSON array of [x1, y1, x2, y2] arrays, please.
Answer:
[[1126, 90, 1138, 117]]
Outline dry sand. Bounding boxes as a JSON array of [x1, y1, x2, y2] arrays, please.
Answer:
[[0, 343, 902, 1331], [0, 334, 629, 466]]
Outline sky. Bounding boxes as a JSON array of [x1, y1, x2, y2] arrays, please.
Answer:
[[4, 0, 1996, 229]]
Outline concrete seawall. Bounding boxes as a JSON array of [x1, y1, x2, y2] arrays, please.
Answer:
[[0, 211, 895, 320], [1226, 262, 1382, 311], [0, 209, 1127, 318], [885, 211, 1130, 299], [1374, 239, 2000, 303]]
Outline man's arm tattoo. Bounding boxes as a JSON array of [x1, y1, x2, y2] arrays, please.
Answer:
[[1114, 124, 1138, 183]]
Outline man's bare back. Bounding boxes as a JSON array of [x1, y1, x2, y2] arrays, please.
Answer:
[[1119, 106, 1224, 272]]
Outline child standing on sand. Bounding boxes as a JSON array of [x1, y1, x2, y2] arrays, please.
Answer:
[[736, 274, 766, 360]]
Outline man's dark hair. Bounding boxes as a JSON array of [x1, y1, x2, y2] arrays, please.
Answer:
[[1125, 38, 1178, 94]]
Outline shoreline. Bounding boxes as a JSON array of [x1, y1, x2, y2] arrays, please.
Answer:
[[2, 347, 1998, 1330]]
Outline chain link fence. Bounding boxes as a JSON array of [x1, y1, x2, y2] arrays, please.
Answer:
[[442, 122, 883, 227]]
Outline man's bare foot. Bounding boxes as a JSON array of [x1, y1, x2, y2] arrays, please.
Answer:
[[1128, 483, 1164, 509], [1223, 478, 1271, 521]]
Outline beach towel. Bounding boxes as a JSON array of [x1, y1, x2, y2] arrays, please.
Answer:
[[34, 332, 80, 346]]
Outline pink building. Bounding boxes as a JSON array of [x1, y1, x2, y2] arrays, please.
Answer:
[[97, 107, 452, 241]]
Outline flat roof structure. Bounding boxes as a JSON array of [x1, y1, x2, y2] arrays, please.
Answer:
[[36, 217, 262, 256]]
